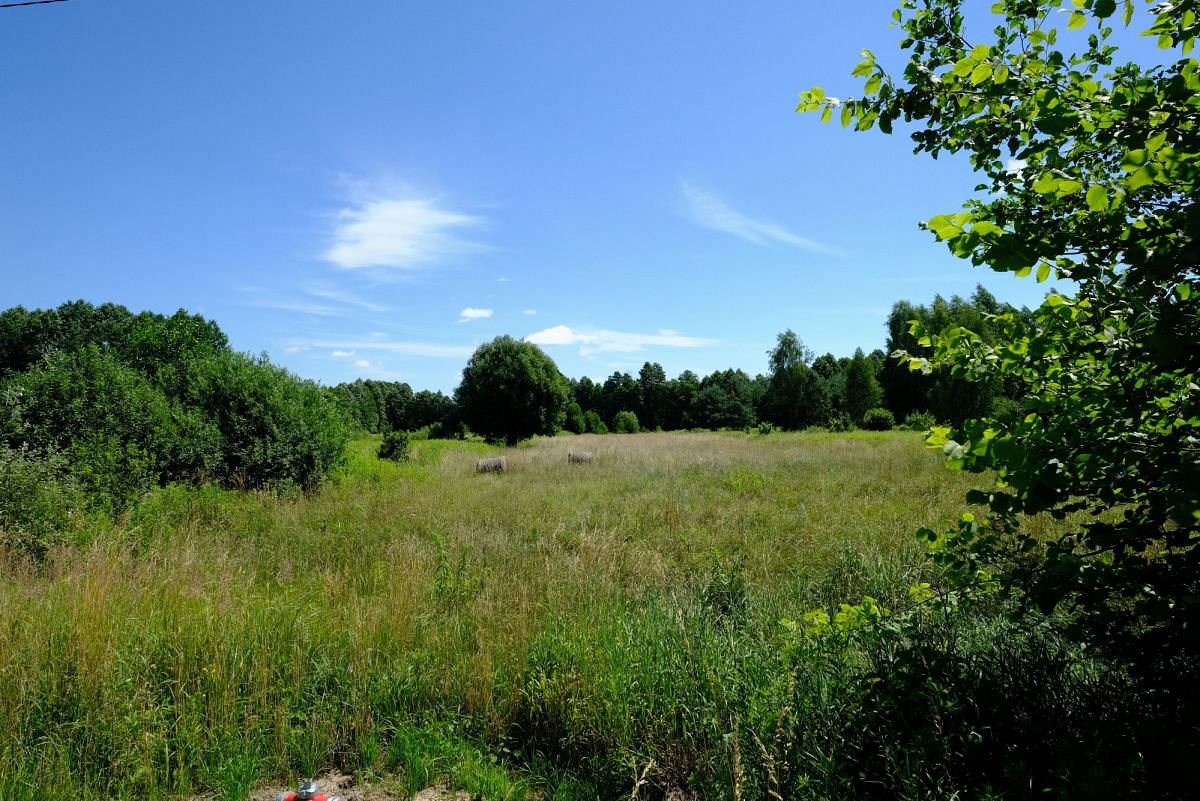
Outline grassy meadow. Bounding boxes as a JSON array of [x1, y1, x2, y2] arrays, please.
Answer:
[[2, 431, 1080, 800]]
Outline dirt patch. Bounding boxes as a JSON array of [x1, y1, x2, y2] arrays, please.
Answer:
[[411, 785, 471, 801], [248, 772, 469, 801]]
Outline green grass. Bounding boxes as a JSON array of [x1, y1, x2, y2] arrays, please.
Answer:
[[0, 431, 1008, 799]]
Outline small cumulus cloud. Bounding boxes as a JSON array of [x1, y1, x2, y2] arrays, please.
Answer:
[[525, 324, 715, 357], [353, 359, 372, 368], [681, 180, 844, 256], [324, 195, 486, 271], [457, 307, 494, 323]]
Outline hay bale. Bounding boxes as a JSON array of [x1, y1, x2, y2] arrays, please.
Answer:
[[567, 451, 594, 465], [476, 456, 507, 473]]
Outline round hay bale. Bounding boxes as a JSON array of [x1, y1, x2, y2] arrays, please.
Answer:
[[476, 456, 507, 473]]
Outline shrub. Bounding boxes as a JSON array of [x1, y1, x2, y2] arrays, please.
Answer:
[[426, 420, 464, 440], [179, 351, 349, 491], [2, 346, 213, 510], [378, 431, 410, 462], [989, 395, 1024, 423], [583, 410, 608, 434], [757, 421, 776, 435], [0, 446, 87, 557], [826, 412, 854, 432], [861, 407, 896, 431], [612, 410, 640, 434], [563, 401, 587, 434], [902, 410, 937, 432]]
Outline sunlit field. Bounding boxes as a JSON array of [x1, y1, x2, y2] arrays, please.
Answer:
[[1, 431, 998, 800]]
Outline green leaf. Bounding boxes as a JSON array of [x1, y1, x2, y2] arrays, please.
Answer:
[[1055, 178, 1083, 196], [927, 214, 963, 239], [820, 104, 832, 123], [1127, 165, 1156, 189], [1122, 149, 1148, 168], [993, 63, 1010, 84], [1093, 0, 1116, 19], [1037, 262, 1051, 283], [1086, 183, 1109, 212], [971, 221, 1004, 237], [1032, 173, 1060, 194], [1068, 11, 1087, 29], [970, 63, 993, 85]]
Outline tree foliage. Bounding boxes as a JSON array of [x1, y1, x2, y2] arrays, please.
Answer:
[[801, 0, 1199, 666], [883, 286, 1026, 425], [0, 301, 348, 514], [454, 336, 570, 446], [843, 347, 883, 424], [762, 331, 830, 429]]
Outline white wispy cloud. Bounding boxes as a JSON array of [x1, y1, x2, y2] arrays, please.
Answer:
[[353, 359, 372, 368], [285, 337, 474, 359], [324, 196, 485, 270], [331, 349, 355, 358], [457, 307, 493, 323], [681, 180, 844, 256], [305, 283, 391, 313], [522, 309, 537, 316], [525, 324, 715, 357], [246, 298, 344, 317]]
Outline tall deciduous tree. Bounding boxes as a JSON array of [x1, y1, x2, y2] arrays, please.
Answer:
[[763, 330, 829, 429], [454, 336, 569, 446], [801, 0, 1199, 666], [843, 347, 882, 424]]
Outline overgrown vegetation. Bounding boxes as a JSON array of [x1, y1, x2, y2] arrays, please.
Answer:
[[0, 302, 348, 548], [796, 0, 1200, 795], [1, 432, 1187, 799], [0, 432, 1091, 799]]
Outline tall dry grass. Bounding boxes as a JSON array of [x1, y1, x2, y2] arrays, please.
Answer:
[[0, 431, 982, 799]]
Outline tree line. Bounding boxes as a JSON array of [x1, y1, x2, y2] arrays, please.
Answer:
[[333, 284, 1028, 445], [0, 284, 1027, 547]]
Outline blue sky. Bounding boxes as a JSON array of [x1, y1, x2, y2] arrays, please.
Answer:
[[2, 0, 1085, 392]]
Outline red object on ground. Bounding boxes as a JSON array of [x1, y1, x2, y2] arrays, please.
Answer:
[[276, 781, 339, 801]]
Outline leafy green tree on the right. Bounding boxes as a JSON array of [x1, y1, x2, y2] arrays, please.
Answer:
[[802, 0, 1198, 672]]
